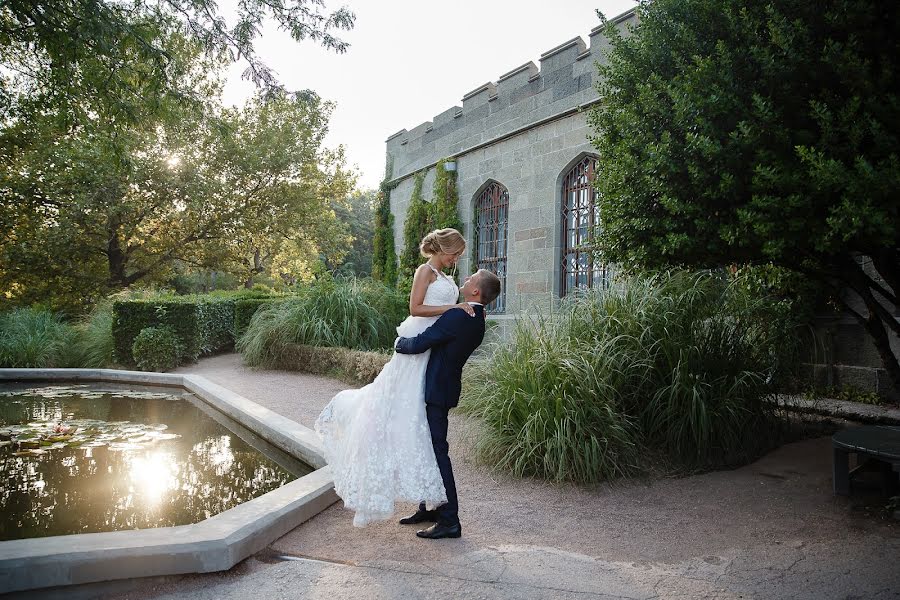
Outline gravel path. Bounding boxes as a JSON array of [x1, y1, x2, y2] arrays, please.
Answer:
[[106, 353, 900, 600]]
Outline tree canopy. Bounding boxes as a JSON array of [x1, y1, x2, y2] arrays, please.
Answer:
[[0, 0, 354, 122], [588, 0, 900, 386], [0, 5, 357, 313]]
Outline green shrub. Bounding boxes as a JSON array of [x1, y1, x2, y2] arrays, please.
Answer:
[[461, 320, 641, 483], [132, 326, 184, 372], [112, 290, 279, 366], [0, 308, 78, 368], [196, 296, 237, 355], [264, 343, 391, 385], [113, 300, 198, 365], [239, 277, 407, 368], [460, 271, 800, 483]]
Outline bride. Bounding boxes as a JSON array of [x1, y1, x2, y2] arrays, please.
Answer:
[[314, 228, 475, 527]]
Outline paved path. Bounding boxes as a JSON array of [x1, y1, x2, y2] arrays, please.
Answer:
[[111, 354, 900, 600]]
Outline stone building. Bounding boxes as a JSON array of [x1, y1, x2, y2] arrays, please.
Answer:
[[383, 8, 897, 398], [385, 9, 637, 332]]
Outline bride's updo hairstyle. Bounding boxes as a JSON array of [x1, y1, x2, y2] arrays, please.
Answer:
[[420, 228, 465, 258]]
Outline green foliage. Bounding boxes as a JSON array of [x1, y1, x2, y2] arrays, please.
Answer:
[[460, 271, 799, 482], [112, 291, 273, 365], [238, 278, 407, 367], [372, 162, 398, 287], [588, 0, 900, 386], [399, 172, 432, 284], [432, 159, 463, 233], [2, 60, 352, 311], [0, 0, 353, 124], [113, 300, 199, 366], [234, 298, 273, 341], [258, 343, 391, 385], [395, 159, 464, 293], [132, 326, 184, 372], [0, 308, 77, 368], [331, 190, 376, 277], [72, 300, 115, 368], [803, 385, 885, 406]]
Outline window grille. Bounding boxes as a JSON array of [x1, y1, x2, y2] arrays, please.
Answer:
[[474, 182, 508, 313], [560, 157, 609, 296]]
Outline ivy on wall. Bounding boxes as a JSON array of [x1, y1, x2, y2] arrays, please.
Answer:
[[399, 171, 432, 289], [432, 158, 464, 233], [396, 158, 464, 295], [372, 161, 398, 287]]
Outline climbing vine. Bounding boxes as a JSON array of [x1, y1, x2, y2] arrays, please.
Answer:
[[372, 161, 398, 286], [396, 158, 464, 295], [432, 158, 463, 233]]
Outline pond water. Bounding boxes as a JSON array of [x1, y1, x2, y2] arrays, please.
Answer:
[[0, 383, 312, 541]]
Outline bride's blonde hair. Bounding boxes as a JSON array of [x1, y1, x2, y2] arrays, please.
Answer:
[[420, 228, 465, 258]]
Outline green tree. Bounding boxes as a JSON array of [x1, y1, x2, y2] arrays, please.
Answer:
[[0, 0, 354, 123], [588, 0, 900, 387], [372, 163, 398, 286], [201, 90, 355, 287], [331, 189, 376, 277]]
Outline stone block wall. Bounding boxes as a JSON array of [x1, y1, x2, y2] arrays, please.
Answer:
[[386, 9, 637, 325]]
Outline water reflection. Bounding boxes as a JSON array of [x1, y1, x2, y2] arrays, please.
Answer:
[[0, 385, 311, 541]]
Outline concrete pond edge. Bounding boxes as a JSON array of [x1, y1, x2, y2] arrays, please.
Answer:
[[0, 368, 339, 595]]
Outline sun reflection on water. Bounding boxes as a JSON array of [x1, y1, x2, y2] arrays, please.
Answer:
[[128, 452, 178, 505]]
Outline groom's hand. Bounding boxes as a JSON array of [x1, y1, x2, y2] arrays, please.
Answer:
[[394, 336, 403, 351]]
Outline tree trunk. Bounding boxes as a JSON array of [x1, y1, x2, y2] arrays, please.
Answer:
[[106, 221, 128, 288], [841, 260, 900, 394]]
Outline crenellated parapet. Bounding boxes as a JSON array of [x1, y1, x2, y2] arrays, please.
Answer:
[[385, 8, 637, 183]]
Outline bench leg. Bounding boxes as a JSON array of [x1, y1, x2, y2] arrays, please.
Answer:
[[833, 447, 851, 496]]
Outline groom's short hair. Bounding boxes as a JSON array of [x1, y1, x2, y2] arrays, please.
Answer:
[[475, 269, 501, 306]]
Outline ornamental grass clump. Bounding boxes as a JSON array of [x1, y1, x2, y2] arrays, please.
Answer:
[[460, 271, 798, 483], [238, 277, 407, 368], [72, 300, 115, 368], [0, 308, 78, 368], [461, 318, 642, 483]]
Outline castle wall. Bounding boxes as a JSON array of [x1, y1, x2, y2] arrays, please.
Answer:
[[387, 10, 638, 327]]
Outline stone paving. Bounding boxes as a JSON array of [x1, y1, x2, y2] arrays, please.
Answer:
[[106, 354, 900, 600]]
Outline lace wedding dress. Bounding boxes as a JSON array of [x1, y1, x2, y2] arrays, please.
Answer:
[[314, 266, 457, 527]]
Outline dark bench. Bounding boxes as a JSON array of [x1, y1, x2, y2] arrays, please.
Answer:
[[832, 426, 900, 496]]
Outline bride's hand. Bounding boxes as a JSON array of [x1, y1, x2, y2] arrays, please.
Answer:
[[455, 302, 475, 317]]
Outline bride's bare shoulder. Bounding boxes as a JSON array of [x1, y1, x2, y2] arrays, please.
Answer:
[[415, 263, 438, 280]]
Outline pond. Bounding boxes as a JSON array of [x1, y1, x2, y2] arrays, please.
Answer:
[[0, 383, 313, 541]]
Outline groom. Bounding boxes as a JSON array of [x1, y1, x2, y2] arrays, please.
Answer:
[[394, 268, 502, 539]]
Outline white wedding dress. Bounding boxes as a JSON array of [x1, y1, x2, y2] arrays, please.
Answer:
[[314, 266, 457, 527]]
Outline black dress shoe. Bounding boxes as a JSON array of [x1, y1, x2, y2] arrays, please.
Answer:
[[399, 509, 438, 525], [416, 522, 462, 539]]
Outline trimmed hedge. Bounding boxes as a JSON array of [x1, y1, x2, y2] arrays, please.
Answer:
[[113, 291, 278, 367], [133, 326, 183, 372], [113, 300, 198, 365], [265, 342, 391, 385]]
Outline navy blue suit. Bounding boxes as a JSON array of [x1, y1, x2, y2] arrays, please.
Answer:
[[395, 304, 485, 524]]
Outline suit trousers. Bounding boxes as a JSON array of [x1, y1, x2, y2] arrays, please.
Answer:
[[419, 403, 458, 525]]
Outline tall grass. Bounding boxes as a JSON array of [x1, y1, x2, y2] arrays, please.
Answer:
[[72, 300, 115, 368], [0, 308, 78, 368], [238, 277, 407, 368], [460, 271, 800, 483]]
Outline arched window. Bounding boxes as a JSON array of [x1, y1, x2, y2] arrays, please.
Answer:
[[560, 156, 608, 296], [473, 181, 508, 313]]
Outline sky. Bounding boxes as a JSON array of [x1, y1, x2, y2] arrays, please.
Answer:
[[221, 0, 638, 190]]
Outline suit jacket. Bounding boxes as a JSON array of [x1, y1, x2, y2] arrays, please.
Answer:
[[395, 304, 485, 409]]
